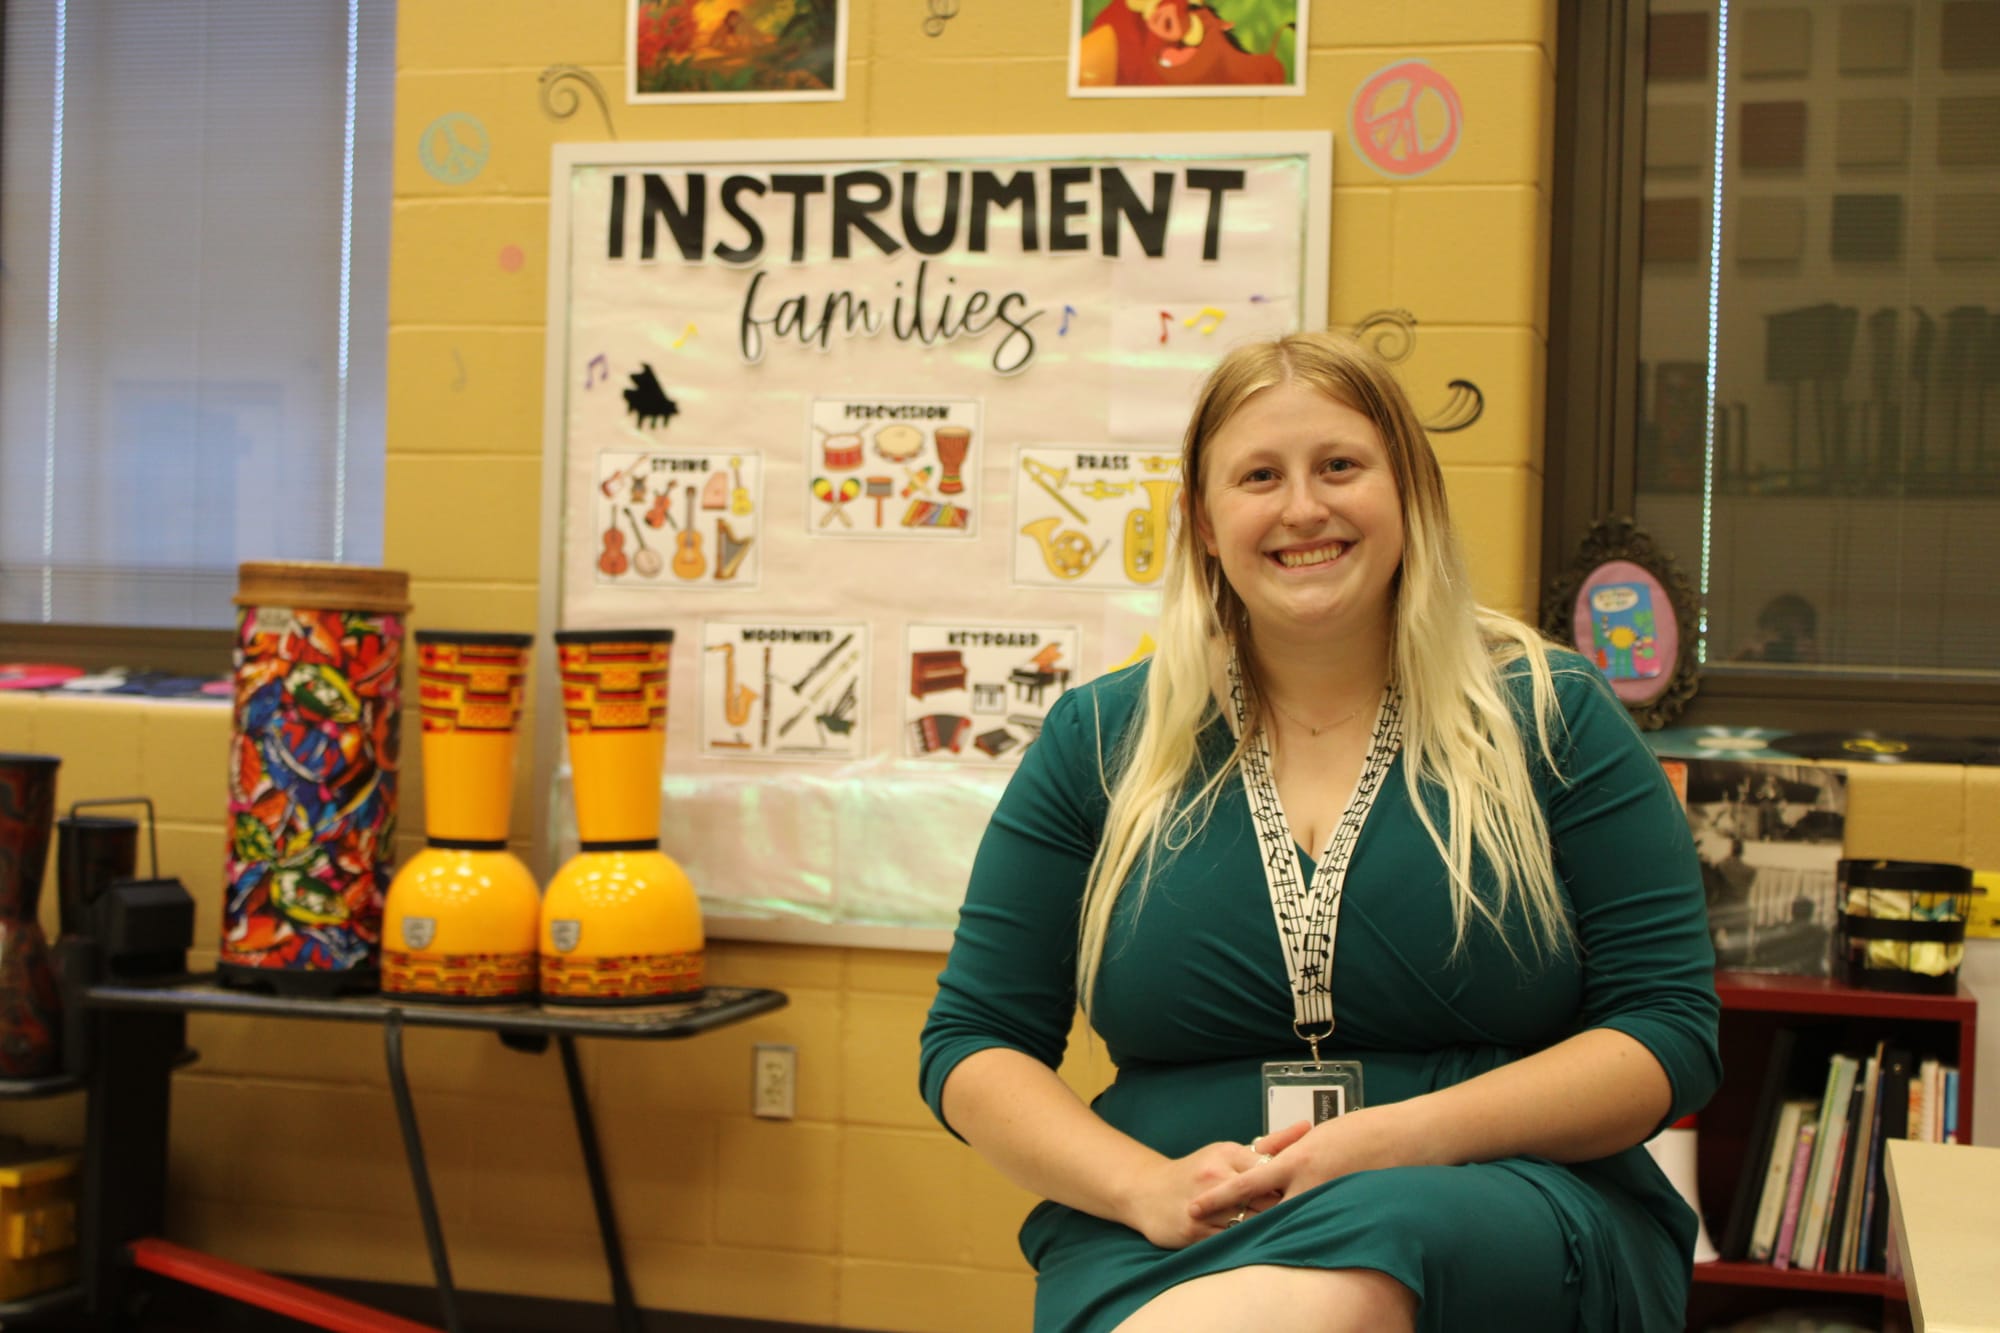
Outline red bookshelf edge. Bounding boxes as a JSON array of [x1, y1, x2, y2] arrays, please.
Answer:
[[1692, 1260, 1905, 1300], [1714, 971, 1979, 1023]]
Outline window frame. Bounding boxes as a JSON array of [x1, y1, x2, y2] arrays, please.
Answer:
[[0, 0, 389, 659], [1544, 0, 2000, 734]]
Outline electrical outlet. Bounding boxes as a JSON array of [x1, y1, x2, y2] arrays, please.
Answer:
[[752, 1043, 797, 1119]]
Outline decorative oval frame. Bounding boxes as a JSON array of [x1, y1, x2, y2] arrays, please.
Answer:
[[1538, 516, 1700, 729]]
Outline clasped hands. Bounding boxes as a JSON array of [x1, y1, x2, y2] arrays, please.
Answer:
[[1124, 1106, 1419, 1250]]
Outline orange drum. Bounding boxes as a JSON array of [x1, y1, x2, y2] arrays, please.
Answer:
[[542, 629, 703, 1004], [382, 631, 539, 1002], [556, 631, 669, 843], [934, 425, 971, 495]]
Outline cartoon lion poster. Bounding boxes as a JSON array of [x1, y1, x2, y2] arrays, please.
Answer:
[[628, 0, 846, 102]]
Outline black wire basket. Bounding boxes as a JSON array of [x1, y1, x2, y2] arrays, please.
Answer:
[[1836, 859, 1974, 994]]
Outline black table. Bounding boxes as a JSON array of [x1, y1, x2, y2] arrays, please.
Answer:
[[79, 976, 787, 1333]]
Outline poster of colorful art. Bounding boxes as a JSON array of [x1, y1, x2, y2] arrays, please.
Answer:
[[700, 620, 868, 760], [628, 0, 845, 103], [1069, 0, 1305, 96], [805, 398, 980, 538], [903, 624, 1081, 763], [1013, 446, 1182, 590], [593, 450, 762, 588]]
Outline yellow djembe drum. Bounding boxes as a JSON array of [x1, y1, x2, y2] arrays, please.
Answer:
[[540, 629, 704, 1004], [381, 631, 540, 1001]]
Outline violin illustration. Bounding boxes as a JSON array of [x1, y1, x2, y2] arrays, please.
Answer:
[[597, 514, 629, 578], [623, 509, 663, 578], [671, 485, 706, 579], [730, 456, 753, 515], [645, 479, 677, 530]]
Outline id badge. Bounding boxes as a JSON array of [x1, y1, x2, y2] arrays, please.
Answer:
[[1261, 1060, 1364, 1137]]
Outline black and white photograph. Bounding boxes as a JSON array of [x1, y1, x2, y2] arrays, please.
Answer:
[[1681, 759, 1848, 976]]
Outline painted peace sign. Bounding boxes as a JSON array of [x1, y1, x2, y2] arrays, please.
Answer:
[[1350, 60, 1463, 178]]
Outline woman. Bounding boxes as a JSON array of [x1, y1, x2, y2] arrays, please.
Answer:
[[919, 331, 1719, 1332]]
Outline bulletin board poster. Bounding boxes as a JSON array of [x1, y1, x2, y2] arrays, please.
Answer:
[[539, 133, 1330, 940]]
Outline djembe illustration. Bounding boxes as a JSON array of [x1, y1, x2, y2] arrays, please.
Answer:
[[934, 425, 971, 495], [540, 630, 704, 1004], [381, 632, 540, 1002]]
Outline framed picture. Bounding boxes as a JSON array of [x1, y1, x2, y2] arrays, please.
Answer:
[[1540, 516, 1700, 728], [627, 0, 845, 103], [1069, 0, 1305, 97]]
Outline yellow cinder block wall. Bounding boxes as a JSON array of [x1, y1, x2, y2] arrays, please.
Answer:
[[21, 1, 1921, 1328]]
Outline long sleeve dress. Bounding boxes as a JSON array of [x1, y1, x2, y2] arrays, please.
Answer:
[[918, 651, 1721, 1333]]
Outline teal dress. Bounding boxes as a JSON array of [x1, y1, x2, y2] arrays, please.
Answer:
[[919, 653, 1721, 1333]]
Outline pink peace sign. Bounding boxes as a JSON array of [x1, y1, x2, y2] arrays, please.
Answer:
[[1351, 59, 1463, 178]]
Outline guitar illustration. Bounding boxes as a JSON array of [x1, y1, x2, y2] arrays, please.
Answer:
[[730, 456, 753, 515], [671, 485, 706, 579]]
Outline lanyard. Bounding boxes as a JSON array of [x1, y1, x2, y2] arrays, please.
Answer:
[[1229, 655, 1404, 1063]]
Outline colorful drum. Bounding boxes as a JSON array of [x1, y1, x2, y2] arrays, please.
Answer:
[[220, 562, 408, 996], [0, 753, 64, 1077], [542, 629, 703, 1004], [382, 632, 539, 1002]]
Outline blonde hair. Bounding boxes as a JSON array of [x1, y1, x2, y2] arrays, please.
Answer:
[[1075, 330, 1574, 1012]]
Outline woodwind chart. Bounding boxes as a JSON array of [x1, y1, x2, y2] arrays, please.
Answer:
[[541, 133, 1329, 938]]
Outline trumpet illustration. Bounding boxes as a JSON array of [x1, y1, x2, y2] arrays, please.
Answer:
[[1122, 479, 1179, 585], [707, 642, 758, 728], [1022, 516, 1108, 580]]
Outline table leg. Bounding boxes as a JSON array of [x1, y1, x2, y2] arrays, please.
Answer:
[[558, 1035, 641, 1333], [81, 1007, 182, 1329], [383, 1013, 464, 1333]]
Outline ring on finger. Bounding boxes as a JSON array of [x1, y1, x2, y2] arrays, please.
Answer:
[[1256, 1153, 1273, 1165], [1226, 1210, 1248, 1228]]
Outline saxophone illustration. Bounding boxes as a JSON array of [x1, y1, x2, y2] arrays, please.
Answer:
[[707, 642, 758, 727]]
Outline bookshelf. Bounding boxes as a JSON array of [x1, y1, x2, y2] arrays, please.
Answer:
[[1687, 970, 1977, 1330]]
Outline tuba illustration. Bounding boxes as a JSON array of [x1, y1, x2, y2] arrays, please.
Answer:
[[706, 642, 758, 727], [1021, 517, 1107, 580], [1122, 479, 1179, 585]]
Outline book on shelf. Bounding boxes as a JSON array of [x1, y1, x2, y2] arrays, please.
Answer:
[[1719, 1026, 1804, 1260], [1832, 1042, 1884, 1272], [1943, 1067, 1960, 1144], [1747, 1098, 1816, 1262], [1812, 1056, 1865, 1270], [1793, 1052, 1858, 1270], [1857, 1045, 1913, 1273], [1913, 1056, 1937, 1144], [1771, 1119, 1818, 1270]]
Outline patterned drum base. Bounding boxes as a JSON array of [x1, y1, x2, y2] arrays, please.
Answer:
[[382, 949, 537, 1001], [539, 949, 704, 1004]]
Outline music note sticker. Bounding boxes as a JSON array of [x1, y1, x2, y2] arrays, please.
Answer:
[[1182, 307, 1226, 335], [671, 322, 697, 348], [584, 354, 609, 388], [1159, 311, 1173, 344], [1059, 305, 1077, 336]]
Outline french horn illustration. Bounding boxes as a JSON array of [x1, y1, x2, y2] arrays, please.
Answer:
[[1021, 517, 1107, 580]]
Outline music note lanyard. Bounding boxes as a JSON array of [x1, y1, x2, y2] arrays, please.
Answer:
[[1228, 656, 1403, 1134]]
